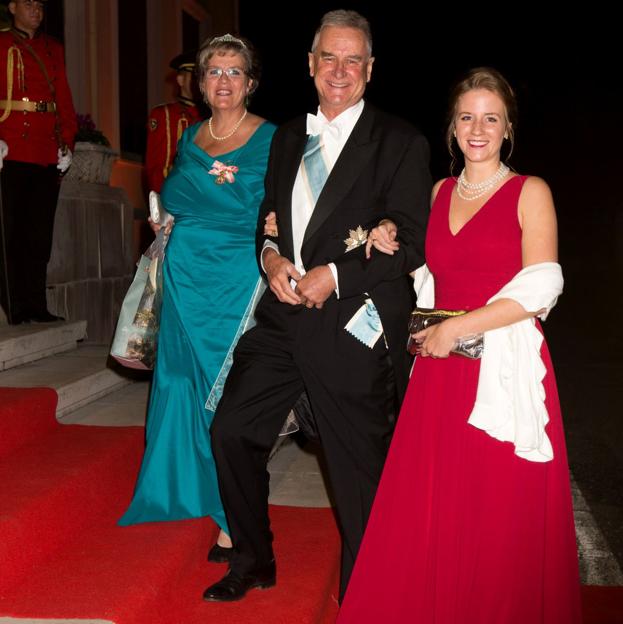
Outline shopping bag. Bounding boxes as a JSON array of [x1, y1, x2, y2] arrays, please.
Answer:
[[110, 230, 166, 370]]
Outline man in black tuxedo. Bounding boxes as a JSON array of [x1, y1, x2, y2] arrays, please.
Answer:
[[204, 9, 431, 602]]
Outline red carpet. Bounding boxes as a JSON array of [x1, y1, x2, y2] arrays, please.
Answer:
[[0, 387, 58, 457], [1, 507, 341, 624], [0, 387, 620, 623], [0, 387, 341, 623]]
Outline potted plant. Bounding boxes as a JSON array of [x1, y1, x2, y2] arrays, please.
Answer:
[[64, 114, 118, 185]]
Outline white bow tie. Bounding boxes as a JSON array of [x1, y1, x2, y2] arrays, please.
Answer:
[[306, 113, 341, 141]]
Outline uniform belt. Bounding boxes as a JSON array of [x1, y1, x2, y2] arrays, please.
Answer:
[[0, 99, 56, 113]]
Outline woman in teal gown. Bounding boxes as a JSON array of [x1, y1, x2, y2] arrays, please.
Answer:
[[119, 35, 276, 556]]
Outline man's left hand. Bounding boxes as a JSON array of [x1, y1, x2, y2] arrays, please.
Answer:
[[295, 265, 336, 309], [57, 148, 72, 173]]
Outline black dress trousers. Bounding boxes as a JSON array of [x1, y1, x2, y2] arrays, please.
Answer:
[[0, 160, 60, 322]]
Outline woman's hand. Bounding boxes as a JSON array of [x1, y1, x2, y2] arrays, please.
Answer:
[[412, 320, 460, 359], [148, 216, 161, 234], [365, 219, 399, 259], [147, 216, 174, 236], [264, 211, 278, 237]]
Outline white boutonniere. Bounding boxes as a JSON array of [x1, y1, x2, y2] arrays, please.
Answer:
[[344, 225, 368, 252]]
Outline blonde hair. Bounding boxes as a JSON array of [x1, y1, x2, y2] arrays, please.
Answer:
[[446, 67, 518, 171]]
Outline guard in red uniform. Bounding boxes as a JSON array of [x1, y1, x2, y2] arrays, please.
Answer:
[[144, 51, 201, 193], [0, 0, 77, 324]]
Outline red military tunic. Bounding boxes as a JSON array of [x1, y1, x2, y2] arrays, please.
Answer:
[[144, 97, 201, 193], [0, 27, 77, 166]]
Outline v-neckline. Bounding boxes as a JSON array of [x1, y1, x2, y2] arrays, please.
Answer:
[[191, 120, 267, 160], [447, 176, 515, 237]]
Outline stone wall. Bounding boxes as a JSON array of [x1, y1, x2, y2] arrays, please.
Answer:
[[46, 180, 135, 344]]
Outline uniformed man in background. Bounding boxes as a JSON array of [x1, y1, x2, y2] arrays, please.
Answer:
[[144, 51, 201, 193], [0, 0, 76, 324]]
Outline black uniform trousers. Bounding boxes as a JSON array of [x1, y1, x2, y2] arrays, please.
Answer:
[[0, 160, 60, 323], [211, 292, 396, 599]]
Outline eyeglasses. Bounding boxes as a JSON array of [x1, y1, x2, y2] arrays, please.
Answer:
[[205, 67, 246, 80]]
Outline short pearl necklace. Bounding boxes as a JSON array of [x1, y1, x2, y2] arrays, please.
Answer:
[[457, 163, 510, 201], [208, 110, 247, 141]]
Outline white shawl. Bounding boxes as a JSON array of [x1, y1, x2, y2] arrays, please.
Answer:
[[413, 262, 563, 462]]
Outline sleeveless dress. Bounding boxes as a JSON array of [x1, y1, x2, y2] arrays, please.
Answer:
[[119, 121, 276, 529], [338, 176, 582, 623]]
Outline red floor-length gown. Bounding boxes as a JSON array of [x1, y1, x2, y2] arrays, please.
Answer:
[[338, 176, 582, 623]]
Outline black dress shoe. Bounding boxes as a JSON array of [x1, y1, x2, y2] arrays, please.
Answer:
[[207, 542, 234, 563], [28, 310, 64, 323], [203, 561, 276, 602]]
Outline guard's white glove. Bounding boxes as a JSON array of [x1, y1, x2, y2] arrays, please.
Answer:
[[57, 148, 72, 173], [0, 140, 8, 171]]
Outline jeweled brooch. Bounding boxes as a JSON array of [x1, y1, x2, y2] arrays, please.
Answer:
[[209, 160, 239, 184], [344, 225, 368, 252]]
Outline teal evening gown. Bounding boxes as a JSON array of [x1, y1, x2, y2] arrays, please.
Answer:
[[119, 120, 276, 530]]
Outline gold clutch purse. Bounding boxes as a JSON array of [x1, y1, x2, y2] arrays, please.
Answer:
[[407, 308, 484, 359]]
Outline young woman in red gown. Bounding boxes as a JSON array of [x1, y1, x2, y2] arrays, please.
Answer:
[[337, 68, 582, 624]]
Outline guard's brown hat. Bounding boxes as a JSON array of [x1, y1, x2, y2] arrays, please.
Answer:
[[169, 50, 196, 73]]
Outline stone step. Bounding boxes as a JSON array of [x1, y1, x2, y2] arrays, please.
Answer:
[[60, 381, 150, 427], [0, 320, 87, 371], [0, 344, 134, 419]]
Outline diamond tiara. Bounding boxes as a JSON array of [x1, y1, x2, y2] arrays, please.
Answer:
[[209, 34, 247, 49]]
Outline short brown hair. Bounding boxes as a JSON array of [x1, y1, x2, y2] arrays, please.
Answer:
[[196, 34, 261, 99]]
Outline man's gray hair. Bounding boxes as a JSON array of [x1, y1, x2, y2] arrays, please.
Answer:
[[310, 10, 373, 57]]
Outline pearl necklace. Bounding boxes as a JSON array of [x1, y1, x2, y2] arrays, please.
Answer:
[[457, 163, 510, 201], [208, 110, 248, 141]]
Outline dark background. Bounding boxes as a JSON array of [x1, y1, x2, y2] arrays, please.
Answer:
[[240, 2, 623, 570]]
